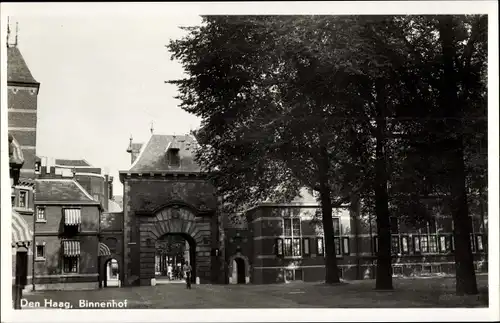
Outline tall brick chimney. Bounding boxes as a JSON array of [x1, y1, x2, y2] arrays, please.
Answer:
[[126, 135, 143, 164]]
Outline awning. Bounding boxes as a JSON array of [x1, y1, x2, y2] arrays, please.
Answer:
[[64, 209, 81, 226], [12, 210, 32, 247], [63, 240, 80, 257], [98, 242, 111, 257]]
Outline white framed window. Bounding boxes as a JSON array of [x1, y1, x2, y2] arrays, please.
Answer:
[[413, 220, 439, 254], [36, 207, 46, 222], [283, 217, 301, 257], [302, 238, 310, 256], [18, 190, 28, 208], [342, 237, 350, 255], [35, 242, 46, 260], [316, 237, 324, 255], [275, 238, 284, 256], [63, 257, 79, 273]]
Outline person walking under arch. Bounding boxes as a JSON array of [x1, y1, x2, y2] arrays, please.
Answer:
[[184, 261, 192, 289]]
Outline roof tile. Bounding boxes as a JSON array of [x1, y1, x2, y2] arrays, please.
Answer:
[[36, 179, 98, 204], [7, 47, 38, 84], [128, 134, 200, 173]]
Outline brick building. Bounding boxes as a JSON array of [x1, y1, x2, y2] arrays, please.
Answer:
[[113, 133, 488, 286], [7, 24, 38, 300], [118, 134, 222, 286], [32, 179, 103, 290], [37, 157, 115, 212]]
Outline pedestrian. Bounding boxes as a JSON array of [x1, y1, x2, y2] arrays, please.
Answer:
[[184, 261, 192, 289]]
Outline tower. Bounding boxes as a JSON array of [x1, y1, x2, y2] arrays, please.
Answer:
[[7, 18, 41, 179]]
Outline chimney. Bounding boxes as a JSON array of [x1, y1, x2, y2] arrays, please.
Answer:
[[127, 136, 143, 165], [108, 176, 114, 200]]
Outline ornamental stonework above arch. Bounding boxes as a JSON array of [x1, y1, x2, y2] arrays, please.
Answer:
[[227, 213, 248, 229]]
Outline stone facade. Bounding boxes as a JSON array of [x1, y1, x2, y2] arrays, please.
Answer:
[[120, 175, 221, 286]]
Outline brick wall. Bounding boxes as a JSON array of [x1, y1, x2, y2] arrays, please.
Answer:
[[8, 87, 38, 175], [33, 204, 100, 288], [246, 203, 488, 284], [122, 176, 220, 286]]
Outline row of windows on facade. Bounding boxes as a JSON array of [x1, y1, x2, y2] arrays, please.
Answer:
[[275, 217, 486, 257], [35, 245, 79, 273]]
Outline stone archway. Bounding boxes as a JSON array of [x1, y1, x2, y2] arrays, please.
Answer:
[[138, 205, 213, 286], [228, 253, 250, 284]]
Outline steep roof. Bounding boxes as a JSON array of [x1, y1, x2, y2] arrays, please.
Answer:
[[36, 179, 100, 205], [127, 134, 201, 173], [7, 47, 38, 84], [55, 159, 92, 167], [108, 199, 123, 212]]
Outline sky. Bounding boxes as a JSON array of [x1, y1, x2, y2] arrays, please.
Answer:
[[10, 15, 203, 195]]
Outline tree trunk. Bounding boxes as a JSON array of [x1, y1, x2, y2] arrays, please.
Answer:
[[374, 82, 393, 290], [318, 134, 340, 284], [438, 17, 478, 295], [320, 183, 341, 284]]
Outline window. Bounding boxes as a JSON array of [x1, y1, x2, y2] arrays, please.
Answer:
[[36, 244, 45, 259], [373, 236, 379, 254], [283, 217, 301, 257], [413, 220, 439, 254], [63, 257, 79, 273], [333, 218, 340, 236], [284, 269, 303, 282], [167, 149, 180, 167], [316, 237, 324, 255], [342, 237, 350, 255], [391, 236, 400, 254], [35, 161, 41, 173], [302, 238, 310, 256], [469, 216, 486, 253], [476, 235, 484, 251], [390, 217, 402, 254], [36, 207, 46, 222], [11, 195, 15, 207], [19, 190, 28, 208], [413, 235, 421, 253], [470, 234, 476, 252], [334, 237, 341, 255], [401, 236, 409, 254], [276, 238, 284, 256]]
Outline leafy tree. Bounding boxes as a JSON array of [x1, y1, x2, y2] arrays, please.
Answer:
[[168, 16, 372, 284]]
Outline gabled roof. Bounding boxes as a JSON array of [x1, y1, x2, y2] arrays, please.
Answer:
[[127, 134, 201, 173], [108, 199, 123, 212], [7, 47, 38, 84], [55, 159, 92, 167], [35, 179, 100, 205]]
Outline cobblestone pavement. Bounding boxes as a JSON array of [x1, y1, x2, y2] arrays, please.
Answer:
[[20, 275, 488, 309]]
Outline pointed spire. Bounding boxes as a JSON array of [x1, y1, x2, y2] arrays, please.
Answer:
[[6, 17, 11, 48], [15, 22, 19, 47]]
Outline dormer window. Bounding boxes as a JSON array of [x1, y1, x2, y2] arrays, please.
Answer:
[[35, 161, 41, 174], [167, 148, 180, 167], [19, 190, 28, 208]]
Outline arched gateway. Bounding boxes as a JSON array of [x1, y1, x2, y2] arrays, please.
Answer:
[[138, 205, 213, 284]]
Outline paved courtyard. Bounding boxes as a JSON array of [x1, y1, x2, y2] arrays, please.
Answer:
[[20, 275, 488, 309]]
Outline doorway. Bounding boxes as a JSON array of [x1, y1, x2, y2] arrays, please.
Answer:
[[155, 233, 196, 284], [235, 258, 246, 284], [103, 258, 120, 287]]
